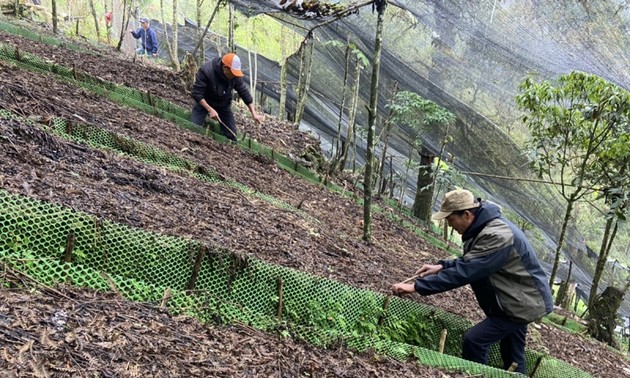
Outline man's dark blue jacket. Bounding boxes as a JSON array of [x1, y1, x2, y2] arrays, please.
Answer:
[[415, 202, 554, 323], [131, 27, 158, 55]]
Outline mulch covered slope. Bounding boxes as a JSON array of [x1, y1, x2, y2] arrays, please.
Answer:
[[1, 25, 630, 377], [0, 271, 472, 378]]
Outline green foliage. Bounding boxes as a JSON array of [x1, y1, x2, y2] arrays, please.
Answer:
[[387, 91, 456, 134], [516, 71, 630, 197], [382, 312, 432, 347]]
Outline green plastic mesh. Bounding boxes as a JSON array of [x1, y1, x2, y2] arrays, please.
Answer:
[[0, 190, 591, 378]]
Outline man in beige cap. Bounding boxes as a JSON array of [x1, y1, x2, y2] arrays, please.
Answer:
[[391, 189, 553, 374]]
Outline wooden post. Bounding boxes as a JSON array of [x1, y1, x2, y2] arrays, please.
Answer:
[[63, 232, 76, 263], [530, 356, 543, 377], [377, 295, 392, 326], [438, 329, 448, 353], [507, 362, 518, 372], [276, 277, 284, 321], [160, 287, 172, 310], [72, 64, 77, 80], [187, 245, 207, 291]]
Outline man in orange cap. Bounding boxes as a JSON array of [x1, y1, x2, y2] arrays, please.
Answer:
[[190, 52, 263, 141]]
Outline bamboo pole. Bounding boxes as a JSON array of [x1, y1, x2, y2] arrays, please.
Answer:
[[507, 362, 518, 372], [187, 245, 207, 291], [63, 232, 76, 263], [276, 277, 284, 321], [438, 329, 448, 353]]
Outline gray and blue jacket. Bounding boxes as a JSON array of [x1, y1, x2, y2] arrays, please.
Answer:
[[415, 202, 553, 323]]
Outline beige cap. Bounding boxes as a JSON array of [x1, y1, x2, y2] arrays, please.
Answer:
[[432, 189, 480, 220]]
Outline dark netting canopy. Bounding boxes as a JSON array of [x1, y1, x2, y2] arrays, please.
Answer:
[[166, 0, 630, 316]]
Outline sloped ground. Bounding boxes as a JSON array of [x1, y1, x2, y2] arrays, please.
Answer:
[[0, 269, 471, 377], [1, 24, 629, 377]]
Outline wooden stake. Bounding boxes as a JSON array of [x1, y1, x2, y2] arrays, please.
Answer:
[[160, 287, 172, 310], [438, 329, 448, 353], [63, 232, 76, 263], [378, 295, 392, 326], [187, 245, 207, 291], [276, 277, 284, 321], [507, 362, 518, 372], [530, 356, 543, 377]]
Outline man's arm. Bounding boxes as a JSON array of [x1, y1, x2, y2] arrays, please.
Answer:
[[247, 103, 264, 124]]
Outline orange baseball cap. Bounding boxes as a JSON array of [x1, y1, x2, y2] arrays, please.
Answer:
[[221, 53, 244, 77]]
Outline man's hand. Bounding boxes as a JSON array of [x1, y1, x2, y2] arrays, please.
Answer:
[[206, 107, 220, 122], [252, 112, 264, 124], [391, 282, 415, 296], [415, 264, 443, 278]]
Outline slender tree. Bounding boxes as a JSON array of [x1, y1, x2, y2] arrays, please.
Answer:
[[196, 0, 204, 62], [228, 2, 234, 52], [88, 0, 100, 40], [363, 0, 387, 242], [293, 32, 314, 128], [516, 71, 630, 287], [160, 0, 180, 71], [377, 81, 398, 194], [338, 55, 364, 172], [51, 0, 58, 33], [191, 0, 225, 60], [115, 0, 132, 51]]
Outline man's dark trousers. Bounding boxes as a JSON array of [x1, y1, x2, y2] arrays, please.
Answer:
[[462, 316, 528, 374], [191, 103, 237, 141]]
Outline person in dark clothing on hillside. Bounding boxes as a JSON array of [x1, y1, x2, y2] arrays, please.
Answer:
[[391, 189, 553, 374], [190, 53, 263, 141], [130, 17, 158, 58]]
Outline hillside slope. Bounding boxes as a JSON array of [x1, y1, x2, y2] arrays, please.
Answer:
[[0, 21, 629, 377]]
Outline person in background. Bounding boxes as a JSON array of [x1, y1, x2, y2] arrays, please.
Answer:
[[130, 17, 158, 58], [390, 189, 553, 374], [190, 53, 263, 142]]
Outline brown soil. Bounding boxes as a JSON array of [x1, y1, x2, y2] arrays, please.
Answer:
[[0, 22, 629, 378]]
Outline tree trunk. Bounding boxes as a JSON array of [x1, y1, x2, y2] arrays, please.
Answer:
[[160, 0, 180, 71], [196, 0, 204, 63], [339, 58, 361, 172], [278, 58, 288, 121], [431, 122, 451, 204], [88, 0, 100, 40], [589, 215, 616, 308], [52, 0, 58, 34], [293, 33, 314, 128], [556, 260, 573, 307], [191, 0, 224, 60], [377, 81, 398, 195], [363, 0, 387, 242], [412, 150, 434, 223], [115, 0, 131, 51], [398, 143, 414, 210], [587, 286, 624, 348], [548, 194, 578, 286], [228, 2, 234, 52], [329, 39, 351, 173]]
